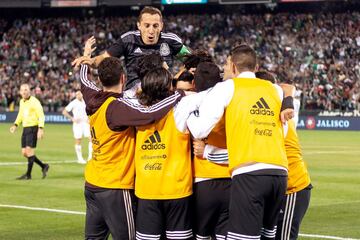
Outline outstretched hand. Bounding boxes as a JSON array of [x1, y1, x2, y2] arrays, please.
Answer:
[[72, 56, 95, 69], [84, 36, 97, 57], [72, 36, 97, 69]]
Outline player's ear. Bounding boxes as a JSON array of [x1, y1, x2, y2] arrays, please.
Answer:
[[137, 21, 141, 30], [231, 62, 237, 75], [255, 64, 259, 72], [159, 21, 164, 31], [120, 73, 126, 85]]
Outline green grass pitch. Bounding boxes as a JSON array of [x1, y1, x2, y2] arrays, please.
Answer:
[[0, 123, 359, 239]]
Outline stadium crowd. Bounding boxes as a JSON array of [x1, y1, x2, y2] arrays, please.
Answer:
[[0, 12, 359, 112]]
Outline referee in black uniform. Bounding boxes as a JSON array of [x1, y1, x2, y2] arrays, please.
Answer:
[[72, 6, 190, 91]]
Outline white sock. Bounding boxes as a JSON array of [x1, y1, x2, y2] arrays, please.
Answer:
[[87, 142, 93, 161], [75, 144, 84, 162]]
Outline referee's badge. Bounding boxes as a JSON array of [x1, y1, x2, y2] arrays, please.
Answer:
[[160, 43, 170, 56]]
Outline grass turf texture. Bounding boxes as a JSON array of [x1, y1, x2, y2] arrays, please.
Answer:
[[0, 123, 359, 239]]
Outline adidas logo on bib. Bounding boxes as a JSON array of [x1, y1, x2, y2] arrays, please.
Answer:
[[141, 130, 166, 150], [250, 97, 274, 116]]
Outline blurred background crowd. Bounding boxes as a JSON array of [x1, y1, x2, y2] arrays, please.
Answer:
[[0, 10, 359, 112]]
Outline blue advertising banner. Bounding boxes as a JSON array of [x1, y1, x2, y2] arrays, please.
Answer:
[[297, 116, 360, 131], [1, 112, 360, 130], [0, 112, 71, 124]]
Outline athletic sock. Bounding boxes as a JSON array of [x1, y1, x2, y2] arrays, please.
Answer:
[[75, 144, 84, 162], [87, 142, 93, 161], [33, 155, 45, 168], [26, 156, 35, 177]]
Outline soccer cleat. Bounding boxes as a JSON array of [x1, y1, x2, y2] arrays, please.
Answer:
[[42, 164, 50, 179], [16, 174, 31, 180]]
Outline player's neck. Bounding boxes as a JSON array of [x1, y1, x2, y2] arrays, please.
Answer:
[[103, 85, 123, 94]]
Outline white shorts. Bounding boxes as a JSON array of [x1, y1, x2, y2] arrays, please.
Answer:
[[73, 122, 91, 139]]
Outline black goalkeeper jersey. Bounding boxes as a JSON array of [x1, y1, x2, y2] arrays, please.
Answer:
[[107, 30, 183, 90]]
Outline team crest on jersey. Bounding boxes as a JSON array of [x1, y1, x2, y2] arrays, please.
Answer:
[[160, 43, 170, 56]]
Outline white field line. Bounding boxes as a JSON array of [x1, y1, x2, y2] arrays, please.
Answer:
[[0, 204, 359, 240], [0, 160, 77, 166], [0, 204, 85, 215], [299, 233, 360, 240]]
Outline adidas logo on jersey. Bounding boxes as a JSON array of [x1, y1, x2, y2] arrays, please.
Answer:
[[141, 130, 166, 150], [134, 47, 143, 54], [250, 97, 274, 116]]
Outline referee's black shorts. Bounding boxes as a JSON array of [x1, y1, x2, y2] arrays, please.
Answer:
[[85, 187, 136, 240], [275, 184, 312, 240], [136, 196, 193, 240], [193, 178, 231, 240], [227, 171, 287, 240], [21, 126, 38, 148]]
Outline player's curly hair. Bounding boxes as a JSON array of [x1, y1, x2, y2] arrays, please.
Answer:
[[98, 57, 124, 87], [183, 50, 213, 70], [138, 68, 173, 106], [135, 53, 164, 80]]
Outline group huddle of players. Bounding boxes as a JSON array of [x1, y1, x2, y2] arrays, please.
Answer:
[[71, 6, 312, 240]]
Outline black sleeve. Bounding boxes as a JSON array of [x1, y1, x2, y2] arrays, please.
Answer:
[[106, 91, 185, 131], [79, 65, 100, 105], [106, 37, 125, 58], [164, 32, 183, 55]]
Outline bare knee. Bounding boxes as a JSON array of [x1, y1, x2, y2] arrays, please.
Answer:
[[75, 139, 81, 145], [25, 147, 34, 157]]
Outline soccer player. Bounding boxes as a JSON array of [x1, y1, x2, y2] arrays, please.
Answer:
[[174, 70, 196, 91], [62, 90, 92, 164], [256, 70, 312, 240], [9, 83, 49, 180], [191, 62, 231, 240], [187, 45, 294, 240], [134, 68, 198, 240], [72, 6, 190, 91], [74, 52, 184, 239]]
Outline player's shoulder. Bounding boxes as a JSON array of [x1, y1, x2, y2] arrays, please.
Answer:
[[120, 30, 140, 41], [160, 31, 182, 44]]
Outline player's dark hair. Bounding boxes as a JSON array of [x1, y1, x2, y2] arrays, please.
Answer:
[[138, 6, 163, 22], [177, 70, 194, 84], [256, 70, 277, 84], [183, 50, 213, 70], [136, 53, 164, 80], [194, 62, 222, 92], [138, 68, 173, 106], [230, 44, 257, 72], [98, 57, 124, 87]]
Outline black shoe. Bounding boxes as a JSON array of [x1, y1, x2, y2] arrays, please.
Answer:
[[16, 174, 31, 180], [42, 164, 49, 179]]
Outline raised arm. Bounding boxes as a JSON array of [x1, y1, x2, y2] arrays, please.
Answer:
[[106, 91, 184, 130]]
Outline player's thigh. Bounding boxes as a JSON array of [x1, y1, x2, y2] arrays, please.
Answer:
[[84, 188, 109, 240], [164, 197, 193, 240], [276, 186, 311, 240], [22, 127, 37, 150], [83, 122, 91, 138], [227, 174, 265, 239], [97, 189, 136, 240], [73, 123, 83, 139], [136, 199, 163, 240], [262, 176, 287, 239]]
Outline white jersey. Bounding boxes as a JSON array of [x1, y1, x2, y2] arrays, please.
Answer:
[[293, 98, 300, 129], [65, 99, 88, 123]]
